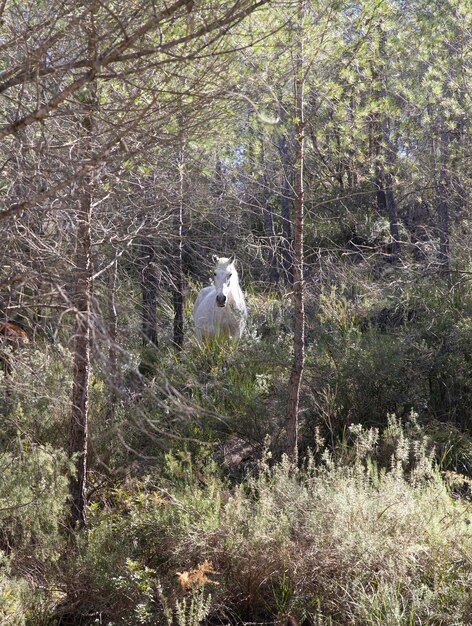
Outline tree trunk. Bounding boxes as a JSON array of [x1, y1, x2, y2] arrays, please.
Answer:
[[372, 31, 400, 260], [172, 235, 184, 351], [278, 132, 294, 285], [69, 6, 97, 530], [383, 112, 400, 258], [375, 165, 400, 259], [172, 139, 185, 351], [140, 236, 159, 346], [69, 193, 93, 529], [106, 252, 118, 423], [375, 165, 387, 215], [286, 0, 305, 460], [277, 97, 294, 285], [384, 170, 400, 258], [261, 183, 280, 285]]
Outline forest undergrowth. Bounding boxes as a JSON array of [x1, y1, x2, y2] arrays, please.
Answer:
[[2, 263, 472, 625], [1, 432, 472, 625]]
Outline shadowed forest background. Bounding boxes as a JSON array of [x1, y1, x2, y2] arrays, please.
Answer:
[[1, 0, 472, 623]]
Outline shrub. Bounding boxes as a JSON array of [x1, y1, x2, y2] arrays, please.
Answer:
[[302, 275, 472, 476], [0, 346, 72, 449], [0, 438, 71, 561], [0, 441, 71, 626], [71, 443, 472, 625]]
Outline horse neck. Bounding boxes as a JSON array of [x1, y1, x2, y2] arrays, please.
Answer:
[[227, 273, 243, 307]]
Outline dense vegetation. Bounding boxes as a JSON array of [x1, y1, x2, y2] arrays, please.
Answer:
[[0, 0, 471, 623]]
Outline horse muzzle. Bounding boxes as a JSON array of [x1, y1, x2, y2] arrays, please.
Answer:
[[216, 295, 226, 307]]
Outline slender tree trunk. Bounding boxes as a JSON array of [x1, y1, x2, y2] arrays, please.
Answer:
[[375, 164, 400, 259], [371, 33, 400, 260], [277, 96, 294, 285], [374, 154, 387, 215], [279, 132, 294, 285], [383, 116, 400, 258], [69, 6, 97, 530], [384, 174, 400, 258], [106, 252, 118, 423], [261, 181, 280, 285], [248, 119, 279, 285], [140, 236, 159, 347], [286, 0, 305, 460], [172, 139, 185, 351], [70, 194, 93, 529], [332, 114, 344, 188], [346, 95, 357, 189]]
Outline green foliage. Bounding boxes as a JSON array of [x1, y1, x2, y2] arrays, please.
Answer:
[[0, 438, 72, 561], [60, 452, 223, 623], [1, 0, 471, 623], [64, 444, 472, 625], [302, 272, 472, 467], [0, 442, 71, 625], [116, 290, 291, 463], [0, 346, 72, 449], [158, 584, 213, 626], [0, 553, 29, 626]]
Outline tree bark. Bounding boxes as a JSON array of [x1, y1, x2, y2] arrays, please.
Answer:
[[140, 236, 159, 347], [69, 193, 93, 529], [375, 164, 400, 259], [106, 252, 118, 423], [278, 130, 294, 285], [372, 31, 400, 260], [172, 133, 185, 351], [286, 0, 305, 460], [69, 6, 97, 530], [261, 181, 280, 286], [277, 95, 294, 285], [382, 109, 400, 258], [384, 169, 400, 258]]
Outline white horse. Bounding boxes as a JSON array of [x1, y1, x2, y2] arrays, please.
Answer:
[[193, 255, 247, 341]]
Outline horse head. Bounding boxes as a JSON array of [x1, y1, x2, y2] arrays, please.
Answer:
[[212, 255, 236, 307]]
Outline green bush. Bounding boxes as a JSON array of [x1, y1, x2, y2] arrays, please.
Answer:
[[113, 295, 292, 466], [0, 346, 72, 449], [302, 276, 472, 474], [68, 441, 472, 625], [0, 553, 29, 626], [0, 438, 72, 561], [0, 440, 71, 626]]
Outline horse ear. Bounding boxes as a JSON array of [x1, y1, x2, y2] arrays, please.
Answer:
[[212, 254, 219, 264], [228, 254, 236, 265]]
